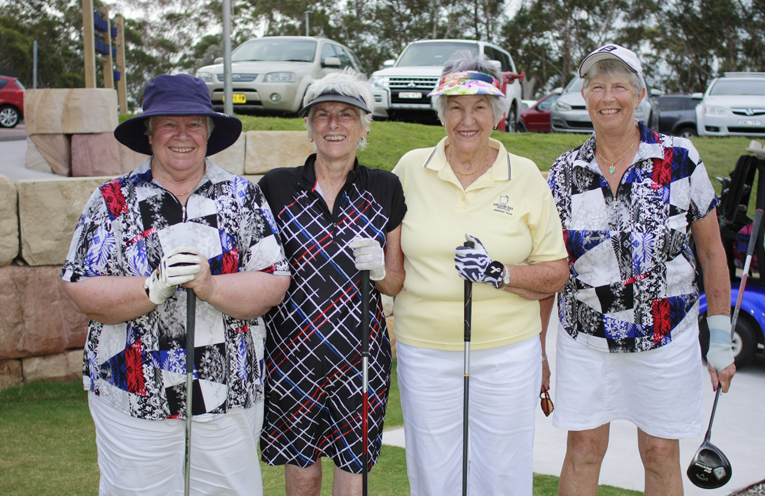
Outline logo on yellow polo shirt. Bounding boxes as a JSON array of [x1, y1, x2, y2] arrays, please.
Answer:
[[493, 195, 514, 215]]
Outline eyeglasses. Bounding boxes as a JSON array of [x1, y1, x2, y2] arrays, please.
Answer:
[[540, 388, 554, 417]]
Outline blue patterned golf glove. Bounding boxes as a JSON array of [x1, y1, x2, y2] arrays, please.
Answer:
[[454, 234, 504, 289]]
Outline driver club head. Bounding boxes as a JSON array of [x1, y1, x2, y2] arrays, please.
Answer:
[[687, 440, 732, 489]]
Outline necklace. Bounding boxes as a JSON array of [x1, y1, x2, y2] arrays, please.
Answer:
[[597, 137, 637, 175], [448, 145, 490, 177], [176, 183, 198, 197]]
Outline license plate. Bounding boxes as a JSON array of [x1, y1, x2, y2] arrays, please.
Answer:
[[399, 92, 422, 99], [222, 94, 246, 104], [738, 119, 761, 126]]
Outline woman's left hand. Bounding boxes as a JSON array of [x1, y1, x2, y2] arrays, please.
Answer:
[[541, 358, 551, 392], [182, 254, 216, 301]]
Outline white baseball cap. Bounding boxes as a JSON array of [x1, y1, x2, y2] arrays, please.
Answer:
[[578, 44, 643, 78]]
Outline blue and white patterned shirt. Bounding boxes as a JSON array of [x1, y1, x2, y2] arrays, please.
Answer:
[[547, 122, 718, 353], [61, 159, 289, 420]]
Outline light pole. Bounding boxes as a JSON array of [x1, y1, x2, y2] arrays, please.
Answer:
[[305, 11, 313, 37], [222, 0, 233, 116]]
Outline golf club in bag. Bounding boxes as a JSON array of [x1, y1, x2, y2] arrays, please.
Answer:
[[185, 289, 196, 496], [360, 270, 370, 496], [687, 208, 764, 489], [462, 240, 474, 496]]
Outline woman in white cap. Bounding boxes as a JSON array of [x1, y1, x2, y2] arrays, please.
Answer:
[[545, 44, 736, 495], [258, 69, 406, 495], [391, 51, 569, 495], [61, 73, 291, 494]]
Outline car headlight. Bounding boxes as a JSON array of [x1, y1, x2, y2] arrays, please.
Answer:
[[703, 105, 727, 115], [553, 100, 571, 111], [264, 72, 296, 83], [196, 71, 213, 83], [370, 75, 389, 90]]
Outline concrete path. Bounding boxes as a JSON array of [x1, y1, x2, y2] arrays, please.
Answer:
[[383, 314, 765, 495], [0, 125, 59, 181]]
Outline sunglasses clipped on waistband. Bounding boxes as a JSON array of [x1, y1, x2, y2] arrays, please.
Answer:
[[540, 388, 554, 417]]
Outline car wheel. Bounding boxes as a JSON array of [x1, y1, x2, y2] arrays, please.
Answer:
[[677, 127, 697, 138], [0, 105, 20, 128], [505, 106, 517, 133], [699, 312, 758, 369], [518, 120, 526, 133]]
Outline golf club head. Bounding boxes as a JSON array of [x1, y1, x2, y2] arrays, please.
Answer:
[[686, 441, 732, 489]]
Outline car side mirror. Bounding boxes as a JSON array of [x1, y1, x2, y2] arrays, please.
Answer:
[[322, 57, 341, 68], [692, 92, 703, 100], [383, 59, 395, 68], [214, 57, 223, 64]]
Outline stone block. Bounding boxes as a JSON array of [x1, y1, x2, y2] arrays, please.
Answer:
[[209, 134, 245, 176], [71, 133, 149, 177], [0, 359, 23, 390], [0, 175, 18, 267], [381, 295, 394, 316], [24, 88, 118, 134], [0, 266, 88, 360], [243, 175, 264, 185], [17, 176, 111, 266], [25, 137, 54, 174], [244, 131, 313, 174], [22, 350, 82, 383], [29, 134, 71, 176]]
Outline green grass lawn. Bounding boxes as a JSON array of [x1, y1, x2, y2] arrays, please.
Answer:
[[0, 361, 642, 495]]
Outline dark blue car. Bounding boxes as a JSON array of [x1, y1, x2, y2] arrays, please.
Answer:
[[658, 94, 701, 138]]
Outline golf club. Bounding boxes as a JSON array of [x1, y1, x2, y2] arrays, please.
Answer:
[[462, 240, 474, 496], [360, 270, 370, 496], [185, 289, 196, 496], [687, 208, 764, 489]]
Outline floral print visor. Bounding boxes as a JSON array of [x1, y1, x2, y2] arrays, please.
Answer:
[[427, 71, 505, 98]]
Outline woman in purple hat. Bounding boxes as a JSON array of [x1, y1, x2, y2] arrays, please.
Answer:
[[545, 44, 736, 495], [61, 73, 290, 495]]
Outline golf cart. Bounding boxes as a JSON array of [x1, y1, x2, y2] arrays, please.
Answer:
[[698, 141, 765, 368]]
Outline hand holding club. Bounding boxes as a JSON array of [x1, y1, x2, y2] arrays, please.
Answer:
[[454, 234, 504, 289], [350, 237, 386, 281], [145, 246, 201, 305]]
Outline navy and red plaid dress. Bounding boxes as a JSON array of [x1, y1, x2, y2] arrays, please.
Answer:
[[258, 155, 405, 473]]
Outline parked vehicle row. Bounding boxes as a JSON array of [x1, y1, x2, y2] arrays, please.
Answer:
[[695, 72, 765, 137], [0, 75, 24, 128]]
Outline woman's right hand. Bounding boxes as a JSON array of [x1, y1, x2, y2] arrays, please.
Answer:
[[145, 246, 201, 304]]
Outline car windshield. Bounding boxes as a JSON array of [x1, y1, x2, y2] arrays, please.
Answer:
[[564, 77, 583, 93], [397, 42, 479, 67], [232, 39, 317, 63], [710, 79, 765, 96]]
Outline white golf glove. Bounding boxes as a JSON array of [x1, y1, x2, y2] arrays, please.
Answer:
[[349, 237, 386, 281], [706, 315, 735, 372], [144, 246, 201, 305]]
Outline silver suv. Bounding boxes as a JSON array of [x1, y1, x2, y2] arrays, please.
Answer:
[[196, 36, 364, 115], [368, 39, 524, 131], [695, 73, 765, 137]]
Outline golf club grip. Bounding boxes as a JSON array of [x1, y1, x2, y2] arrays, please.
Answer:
[[187, 290, 196, 375], [360, 270, 370, 496], [464, 240, 474, 342]]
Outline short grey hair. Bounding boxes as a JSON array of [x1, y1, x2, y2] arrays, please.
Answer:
[[143, 116, 215, 139], [304, 68, 374, 151], [433, 50, 512, 127], [582, 59, 645, 96]]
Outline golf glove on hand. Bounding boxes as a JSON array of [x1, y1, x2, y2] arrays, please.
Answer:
[[349, 237, 386, 281], [454, 234, 504, 289], [706, 315, 735, 372], [144, 246, 201, 305]]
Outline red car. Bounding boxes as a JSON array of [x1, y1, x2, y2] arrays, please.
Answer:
[[519, 92, 560, 132], [0, 75, 24, 128]]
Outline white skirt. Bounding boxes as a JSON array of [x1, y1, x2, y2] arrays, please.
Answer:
[[552, 323, 705, 439], [89, 394, 264, 495]]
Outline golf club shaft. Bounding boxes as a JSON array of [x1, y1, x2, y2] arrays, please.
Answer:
[[361, 270, 370, 496], [462, 240, 474, 496], [185, 289, 196, 496]]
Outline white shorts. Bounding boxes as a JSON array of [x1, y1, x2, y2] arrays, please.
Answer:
[[552, 323, 704, 439], [397, 338, 541, 496], [89, 394, 264, 495]]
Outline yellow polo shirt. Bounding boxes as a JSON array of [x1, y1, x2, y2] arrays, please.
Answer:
[[392, 137, 567, 351]]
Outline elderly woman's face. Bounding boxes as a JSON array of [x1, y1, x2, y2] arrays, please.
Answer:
[[582, 73, 644, 133], [308, 102, 366, 163], [443, 95, 494, 155], [148, 115, 209, 175]]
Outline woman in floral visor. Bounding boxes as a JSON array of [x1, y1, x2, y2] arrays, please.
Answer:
[[391, 51, 568, 495]]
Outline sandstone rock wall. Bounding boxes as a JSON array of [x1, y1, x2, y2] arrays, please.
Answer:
[[0, 175, 18, 267], [24, 89, 118, 134], [245, 131, 313, 174]]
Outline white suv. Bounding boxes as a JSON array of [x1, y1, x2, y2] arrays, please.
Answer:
[[695, 73, 765, 137], [369, 39, 524, 131], [196, 36, 364, 115]]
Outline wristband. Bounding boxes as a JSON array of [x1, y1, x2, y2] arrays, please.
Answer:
[[542, 354, 548, 362]]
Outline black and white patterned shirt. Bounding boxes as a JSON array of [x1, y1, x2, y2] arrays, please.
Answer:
[[61, 159, 289, 421]]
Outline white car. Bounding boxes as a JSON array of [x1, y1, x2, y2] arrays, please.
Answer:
[[551, 76, 660, 133], [695, 73, 765, 137], [369, 39, 524, 132], [196, 36, 364, 115]]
